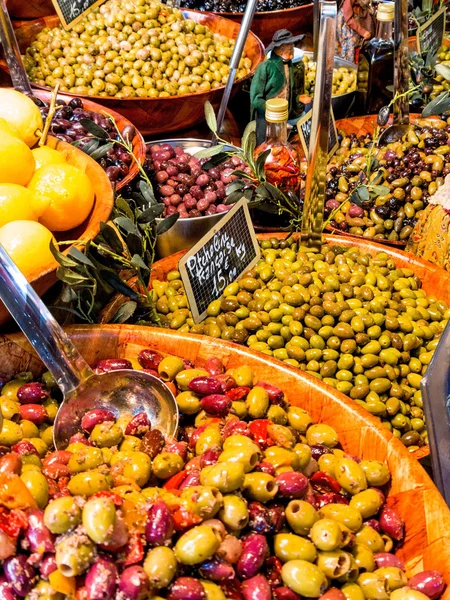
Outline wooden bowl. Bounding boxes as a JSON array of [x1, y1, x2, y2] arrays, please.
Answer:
[[29, 90, 146, 192], [147, 233, 450, 461], [212, 3, 313, 45], [7, 12, 265, 136], [0, 136, 114, 326], [6, 0, 54, 20], [2, 323, 449, 583]]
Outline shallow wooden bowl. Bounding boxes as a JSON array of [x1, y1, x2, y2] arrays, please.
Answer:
[[1, 323, 449, 584], [212, 3, 313, 45], [7, 12, 265, 135], [30, 90, 146, 192], [0, 136, 114, 326], [148, 233, 450, 461]]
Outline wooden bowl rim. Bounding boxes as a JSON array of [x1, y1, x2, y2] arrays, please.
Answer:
[[27, 89, 146, 191], [13, 11, 265, 104]]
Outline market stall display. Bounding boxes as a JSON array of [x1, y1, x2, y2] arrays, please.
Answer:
[[0, 324, 449, 597]]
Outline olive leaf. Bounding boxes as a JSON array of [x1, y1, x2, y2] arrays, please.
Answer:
[[79, 118, 110, 140], [100, 222, 124, 254], [231, 169, 253, 180], [357, 186, 370, 202], [255, 149, 271, 181], [114, 197, 135, 220], [225, 191, 245, 205], [114, 216, 137, 234], [204, 101, 217, 134], [137, 203, 165, 224], [241, 120, 256, 150], [131, 254, 149, 271], [350, 190, 363, 207], [157, 212, 179, 235], [226, 180, 245, 195], [138, 180, 156, 204], [111, 301, 138, 324], [56, 268, 91, 286], [369, 184, 390, 196], [67, 246, 95, 267], [422, 91, 450, 117], [89, 142, 115, 161], [435, 64, 450, 82], [99, 270, 139, 301], [194, 144, 226, 159], [202, 153, 229, 170], [255, 202, 280, 214], [126, 233, 143, 257]]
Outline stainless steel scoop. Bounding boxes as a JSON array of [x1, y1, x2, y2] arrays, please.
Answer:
[[0, 0, 33, 95], [0, 244, 179, 449]]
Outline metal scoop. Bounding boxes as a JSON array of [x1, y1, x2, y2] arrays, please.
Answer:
[[377, 0, 415, 146], [0, 244, 179, 449], [0, 0, 33, 95]]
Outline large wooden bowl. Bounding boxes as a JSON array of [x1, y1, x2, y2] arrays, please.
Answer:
[[1, 324, 449, 585], [7, 12, 265, 135], [147, 233, 450, 461], [6, 0, 53, 20], [212, 3, 313, 45], [0, 136, 114, 327], [29, 90, 146, 192]]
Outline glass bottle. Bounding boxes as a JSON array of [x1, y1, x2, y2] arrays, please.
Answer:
[[255, 98, 300, 194], [357, 2, 395, 115]]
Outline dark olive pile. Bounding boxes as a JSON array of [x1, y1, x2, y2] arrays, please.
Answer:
[[181, 0, 309, 13], [33, 96, 136, 184]]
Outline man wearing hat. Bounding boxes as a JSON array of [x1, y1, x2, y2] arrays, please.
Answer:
[[250, 29, 306, 145]]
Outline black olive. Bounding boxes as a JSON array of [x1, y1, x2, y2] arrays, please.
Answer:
[[377, 105, 391, 127]]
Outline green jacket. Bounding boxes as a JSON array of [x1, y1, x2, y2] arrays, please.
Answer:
[[250, 53, 305, 120]]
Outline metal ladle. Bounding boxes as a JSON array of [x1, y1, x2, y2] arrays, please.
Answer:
[[0, 244, 179, 449], [377, 0, 415, 145], [0, 0, 33, 94]]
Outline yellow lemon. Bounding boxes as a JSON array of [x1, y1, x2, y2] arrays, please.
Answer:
[[0, 89, 43, 147], [32, 146, 66, 171], [0, 184, 39, 227], [0, 117, 19, 137], [0, 220, 55, 280], [27, 163, 95, 232], [0, 132, 35, 186]]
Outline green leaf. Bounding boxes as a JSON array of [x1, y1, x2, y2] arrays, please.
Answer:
[[357, 186, 370, 202], [231, 169, 253, 180], [131, 254, 149, 271], [225, 190, 244, 205], [157, 212, 179, 235], [371, 169, 385, 185], [114, 197, 134, 220], [435, 64, 450, 81], [255, 184, 271, 199], [243, 130, 256, 168], [67, 246, 95, 267], [350, 190, 363, 206], [114, 216, 137, 234], [137, 203, 165, 224], [56, 268, 91, 286], [89, 141, 115, 161], [242, 120, 256, 151], [126, 233, 143, 257], [370, 184, 390, 196], [138, 180, 156, 204], [77, 139, 100, 155], [422, 91, 450, 117], [100, 222, 124, 254], [265, 182, 286, 205], [255, 149, 271, 180], [202, 153, 229, 170], [256, 202, 280, 214], [50, 240, 79, 268], [79, 118, 110, 140], [226, 180, 245, 195], [111, 301, 138, 323], [204, 101, 217, 133], [194, 144, 226, 159], [99, 270, 139, 300], [243, 188, 254, 202]]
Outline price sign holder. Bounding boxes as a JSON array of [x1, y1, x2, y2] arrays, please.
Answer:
[[179, 198, 261, 324], [297, 106, 339, 160], [417, 6, 446, 56], [51, 0, 106, 30]]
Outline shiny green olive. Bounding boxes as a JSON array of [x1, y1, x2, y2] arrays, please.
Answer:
[[334, 458, 368, 495], [281, 559, 328, 597], [44, 496, 81, 534], [354, 525, 386, 553], [55, 535, 95, 577], [200, 461, 245, 493], [195, 425, 222, 455], [20, 470, 48, 509], [200, 580, 227, 600], [310, 518, 343, 551], [287, 407, 313, 432], [319, 504, 363, 531], [243, 472, 279, 501], [286, 499, 319, 535], [176, 369, 209, 390], [390, 589, 431, 600], [293, 443, 312, 471], [67, 470, 112, 497], [144, 547, 177, 589], [152, 452, 184, 479], [232, 365, 254, 387], [174, 525, 220, 565], [317, 550, 352, 578], [374, 567, 408, 591], [181, 485, 223, 519], [306, 424, 339, 447], [352, 543, 375, 572], [360, 461, 391, 487], [0, 419, 22, 446], [176, 391, 201, 415], [357, 572, 390, 600], [349, 489, 383, 518], [218, 444, 261, 473], [245, 386, 269, 418], [26, 580, 64, 600], [158, 356, 185, 380], [274, 533, 317, 563], [90, 423, 123, 447], [264, 446, 300, 471], [218, 494, 249, 530], [82, 496, 116, 544], [67, 447, 104, 473]]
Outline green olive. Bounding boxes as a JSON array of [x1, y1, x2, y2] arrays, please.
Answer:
[[281, 559, 328, 597], [67, 470, 112, 497], [218, 494, 249, 530], [144, 546, 177, 589], [44, 496, 82, 534], [310, 518, 343, 551], [200, 461, 245, 493], [243, 472, 279, 502], [55, 535, 95, 577], [174, 525, 220, 565], [286, 499, 319, 535], [82, 496, 116, 543], [20, 469, 48, 509], [274, 533, 317, 563]]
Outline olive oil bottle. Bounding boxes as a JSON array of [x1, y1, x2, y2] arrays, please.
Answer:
[[357, 2, 395, 114]]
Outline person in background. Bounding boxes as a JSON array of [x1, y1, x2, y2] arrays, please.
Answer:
[[336, 0, 376, 62], [250, 29, 306, 146]]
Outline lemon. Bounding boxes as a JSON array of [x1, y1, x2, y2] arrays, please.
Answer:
[[0, 184, 39, 227], [0, 132, 36, 186], [0, 220, 55, 280], [32, 146, 66, 171], [27, 163, 95, 232], [0, 118, 19, 137], [0, 89, 43, 147]]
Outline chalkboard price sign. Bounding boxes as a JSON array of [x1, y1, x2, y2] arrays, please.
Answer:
[[417, 7, 446, 57], [297, 107, 339, 160], [51, 0, 106, 29], [179, 198, 261, 323]]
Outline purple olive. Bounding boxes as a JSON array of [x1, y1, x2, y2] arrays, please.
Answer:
[[199, 557, 235, 582], [81, 409, 116, 433], [125, 412, 150, 436], [85, 557, 118, 600], [200, 447, 221, 468], [275, 472, 308, 499], [326, 199, 340, 210], [4, 555, 37, 597], [216, 204, 230, 213], [254, 462, 276, 476], [155, 171, 169, 184], [40, 554, 57, 579], [319, 589, 347, 600], [160, 185, 175, 197], [118, 566, 150, 600], [167, 577, 206, 600], [17, 382, 49, 405], [379, 505, 404, 541], [145, 500, 174, 546], [222, 419, 250, 439], [267, 503, 286, 533], [274, 587, 302, 600], [205, 357, 225, 376], [106, 165, 121, 182], [178, 469, 201, 490], [95, 358, 132, 373], [188, 376, 222, 396], [365, 518, 382, 533], [0, 576, 19, 600], [248, 502, 271, 534], [25, 510, 55, 554], [241, 575, 271, 600], [236, 534, 268, 580], [255, 381, 285, 404], [408, 571, 446, 600], [348, 204, 365, 218], [196, 173, 210, 187], [374, 553, 405, 570], [200, 394, 232, 417]]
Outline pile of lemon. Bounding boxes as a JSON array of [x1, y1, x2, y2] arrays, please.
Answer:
[[0, 89, 95, 280]]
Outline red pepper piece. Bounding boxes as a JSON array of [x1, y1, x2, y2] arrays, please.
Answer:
[[163, 469, 188, 491], [171, 504, 202, 531], [310, 471, 342, 494], [249, 420, 272, 448], [0, 507, 28, 539], [123, 532, 144, 567], [57, 477, 70, 496], [91, 491, 123, 506], [225, 387, 251, 401]]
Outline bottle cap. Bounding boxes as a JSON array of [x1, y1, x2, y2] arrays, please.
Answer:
[[265, 98, 288, 123], [377, 2, 394, 21]]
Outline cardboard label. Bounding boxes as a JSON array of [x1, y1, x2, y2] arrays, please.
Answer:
[[417, 7, 446, 57], [51, 0, 106, 30], [297, 107, 339, 160], [179, 198, 261, 324]]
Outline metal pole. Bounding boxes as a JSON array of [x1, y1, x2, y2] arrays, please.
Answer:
[[393, 0, 410, 125], [0, 0, 33, 95], [313, 0, 322, 61], [300, 0, 337, 250]]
